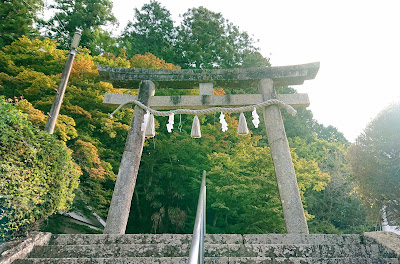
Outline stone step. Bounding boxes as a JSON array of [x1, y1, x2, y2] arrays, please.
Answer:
[[27, 243, 396, 259], [46, 234, 362, 246], [14, 257, 189, 264], [243, 234, 362, 245], [216, 244, 396, 259], [228, 257, 400, 264], [46, 234, 242, 245], [13, 256, 400, 264]]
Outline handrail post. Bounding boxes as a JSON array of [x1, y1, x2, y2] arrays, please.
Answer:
[[188, 170, 206, 264]]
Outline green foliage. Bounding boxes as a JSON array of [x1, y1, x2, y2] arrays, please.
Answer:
[[0, 98, 80, 240], [276, 86, 348, 144], [126, 113, 329, 234], [93, 52, 131, 68], [0, 0, 43, 48], [121, 1, 176, 62], [121, 2, 269, 68], [0, 36, 65, 76], [176, 7, 268, 69], [130, 52, 180, 69], [208, 138, 328, 234], [0, 34, 372, 236], [45, 0, 117, 55], [290, 136, 372, 233], [347, 103, 400, 226], [0, 37, 126, 220]]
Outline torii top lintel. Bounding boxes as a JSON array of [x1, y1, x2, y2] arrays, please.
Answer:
[[97, 62, 320, 89]]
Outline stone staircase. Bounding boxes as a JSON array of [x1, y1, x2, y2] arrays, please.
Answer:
[[10, 233, 400, 263]]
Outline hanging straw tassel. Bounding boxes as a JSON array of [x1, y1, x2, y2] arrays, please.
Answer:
[[238, 112, 249, 135], [145, 113, 156, 138], [191, 115, 201, 138]]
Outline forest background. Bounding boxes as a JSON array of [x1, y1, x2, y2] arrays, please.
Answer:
[[1, 0, 399, 239]]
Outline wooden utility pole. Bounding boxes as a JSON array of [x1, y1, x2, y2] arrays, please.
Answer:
[[44, 30, 82, 134]]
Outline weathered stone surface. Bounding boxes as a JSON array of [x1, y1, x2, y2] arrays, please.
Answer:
[[14, 257, 400, 264], [12, 233, 400, 264], [48, 234, 192, 245], [29, 244, 190, 258], [199, 83, 214, 95], [97, 62, 320, 89], [103, 93, 310, 110], [243, 234, 362, 245], [258, 79, 309, 234], [45, 233, 242, 246], [104, 80, 155, 234], [230, 244, 391, 258], [364, 232, 400, 258], [205, 234, 243, 245], [227, 257, 399, 264], [0, 232, 51, 264], [14, 257, 189, 264]]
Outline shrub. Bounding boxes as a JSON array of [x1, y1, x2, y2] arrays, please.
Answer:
[[0, 97, 81, 240]]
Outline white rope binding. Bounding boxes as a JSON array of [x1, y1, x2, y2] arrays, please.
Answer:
[[108, 99, 297, 119]]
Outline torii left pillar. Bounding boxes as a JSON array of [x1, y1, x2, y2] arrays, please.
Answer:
[[104, 80, 155, 234]]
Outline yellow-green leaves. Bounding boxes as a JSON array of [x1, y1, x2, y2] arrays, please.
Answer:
[[0, 98, 81, 240]]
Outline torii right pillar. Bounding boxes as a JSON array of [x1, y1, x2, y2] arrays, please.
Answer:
[[259, 78, 309, 234]]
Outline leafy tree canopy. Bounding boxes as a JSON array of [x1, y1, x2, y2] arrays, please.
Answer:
[[121, 0, 176, 62], [121, 2, 269, 68], [347, 103, 400, 226], [45, 0, 117, 55], [176, 7, 268, 69], [127, 114, 329, 234], [0, 8, 373, 235], [0, 0, 43, 48]]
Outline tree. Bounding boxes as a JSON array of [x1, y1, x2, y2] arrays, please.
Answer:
[[124, 112, 329, 234], [45, 0, 117, 55], [176, 7, 269, 69], [0, 35, 362, 235], [121, 1, 176, 62], [289, 136, 371, 233], [0, 37, 129, 219], [0, 0, 43, 48], [130, 52, 180, 69], [347, 103, 400, 227]]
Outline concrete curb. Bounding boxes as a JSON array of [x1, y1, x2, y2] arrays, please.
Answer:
[[0, 232, 51, 264]]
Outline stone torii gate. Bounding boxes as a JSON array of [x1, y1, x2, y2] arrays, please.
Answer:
[[97, 62, 320, 235]]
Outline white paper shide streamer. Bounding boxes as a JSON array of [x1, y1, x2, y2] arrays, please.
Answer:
[[252, 108, 260, 128], [112, 98, 296, 139], [219, 112, 228, 132], [166, 113, 174, 133], [141, 111, 150, 132]]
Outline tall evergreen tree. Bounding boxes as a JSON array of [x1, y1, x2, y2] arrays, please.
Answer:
[[45, 0, 117, 55], [121, 1, 176, 62], [176, 7, 269, 69], [0, 0, 43, 48]]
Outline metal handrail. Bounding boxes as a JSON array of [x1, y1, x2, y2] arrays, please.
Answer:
[[188, 170, 206, 264]]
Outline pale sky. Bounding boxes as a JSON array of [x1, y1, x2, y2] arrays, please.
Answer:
[[111, 0, 400, 141]]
